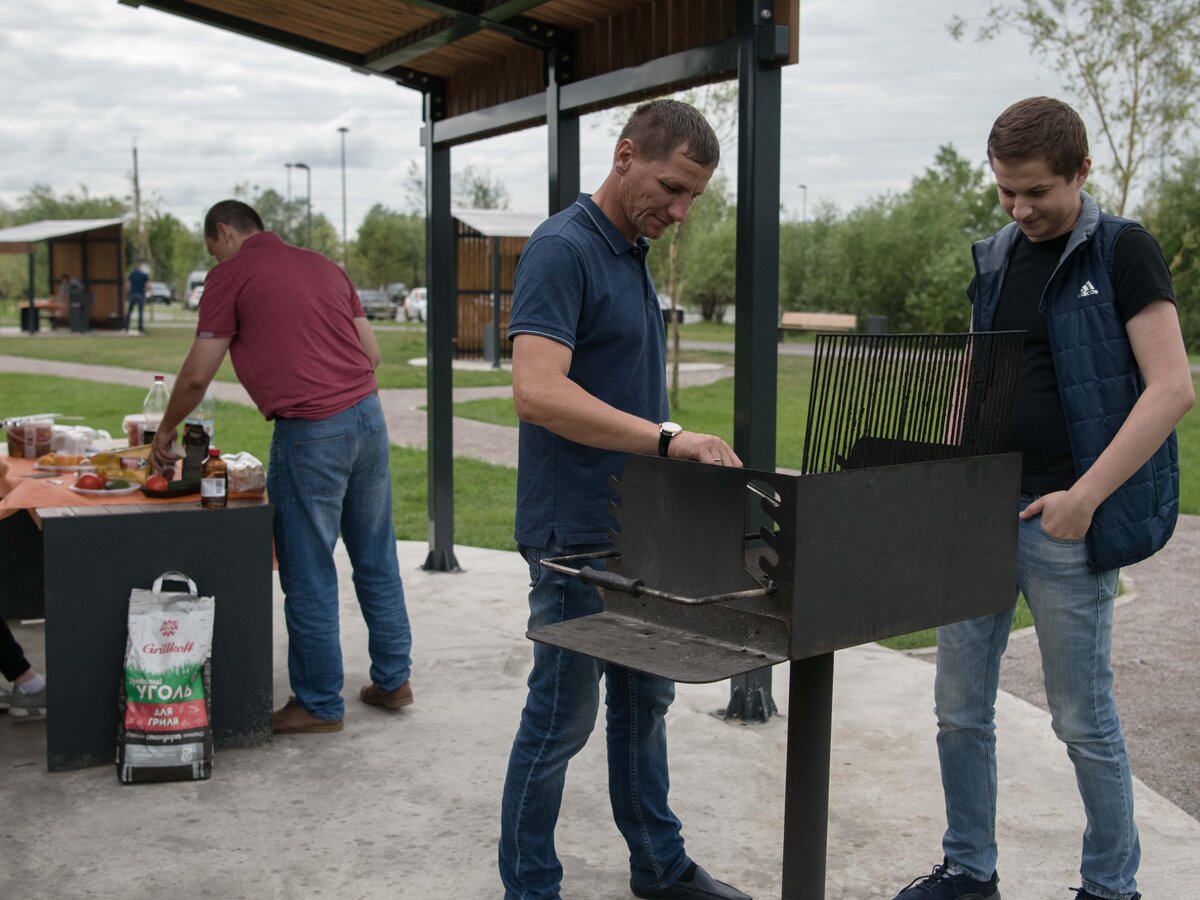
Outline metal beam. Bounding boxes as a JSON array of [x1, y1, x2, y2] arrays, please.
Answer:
[[367, 11, 557, 71], [429, 39, 739, 147], [423, 96, 461, 572], [546, 49, 580, 214]]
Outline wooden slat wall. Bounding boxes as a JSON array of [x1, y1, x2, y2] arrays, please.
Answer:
[[454, 223, 526, 359]]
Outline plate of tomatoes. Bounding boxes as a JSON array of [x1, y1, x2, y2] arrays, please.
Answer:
[[70, 472, 141, 496]]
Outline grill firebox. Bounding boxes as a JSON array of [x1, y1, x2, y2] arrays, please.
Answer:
[[528, 332, 1026, 898]]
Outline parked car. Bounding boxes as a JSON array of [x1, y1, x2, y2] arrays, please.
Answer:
[[357, 287, 394, 320], [399, 286, 427, 323], [146, 281, 174, 304], [386, 282, 409, 304], [185, 269, 207, 310]]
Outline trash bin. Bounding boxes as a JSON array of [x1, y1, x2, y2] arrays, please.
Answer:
[[19, 305, 39, 333], [865, 315, 887, 335], [69, 304, 90, 333]]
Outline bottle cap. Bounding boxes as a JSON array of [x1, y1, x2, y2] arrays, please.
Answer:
[[208, 447, 220, 456]]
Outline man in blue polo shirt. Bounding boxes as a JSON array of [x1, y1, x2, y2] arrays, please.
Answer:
[[499, 100, 749, 900]]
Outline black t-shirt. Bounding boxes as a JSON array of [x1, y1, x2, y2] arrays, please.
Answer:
[[970, 227, 1175, 494]]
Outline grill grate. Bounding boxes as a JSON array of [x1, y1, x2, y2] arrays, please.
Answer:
[[801, 331, 1024, 475]]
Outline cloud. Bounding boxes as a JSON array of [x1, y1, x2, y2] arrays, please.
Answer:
[[2, 0, 1070, 229]]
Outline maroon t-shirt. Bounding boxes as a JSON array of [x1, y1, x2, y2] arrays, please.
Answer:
[[196, 232, 376, 420]]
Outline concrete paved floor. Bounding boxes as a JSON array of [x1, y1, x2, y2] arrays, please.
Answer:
[[2, 541, 1197, 900]]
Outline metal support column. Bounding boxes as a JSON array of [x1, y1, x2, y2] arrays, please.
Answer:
[[546, 47, 579, 214], [781, 654, 834, 898], [423, 93, 460, 572], [489, 235, 502, 368], [727, 0, 784, 722], [25, 251, 36, 334]]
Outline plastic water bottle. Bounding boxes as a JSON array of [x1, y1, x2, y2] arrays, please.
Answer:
[[142, 374, 169, 445], [186, 387, 216, 440]]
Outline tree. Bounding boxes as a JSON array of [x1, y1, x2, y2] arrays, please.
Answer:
[[402, 159, 511, 212], [144, 211, 207, 298], [352, 204, 425, 288], [1139, 155, 1200, 351], [949, 0, 1200, 214]]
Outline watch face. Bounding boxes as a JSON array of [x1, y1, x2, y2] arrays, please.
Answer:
[[662, 421, 682, 436]]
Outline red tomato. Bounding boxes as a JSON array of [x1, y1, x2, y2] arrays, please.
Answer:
[[76, 473, 106, 491], [146, 475, 169, 492]]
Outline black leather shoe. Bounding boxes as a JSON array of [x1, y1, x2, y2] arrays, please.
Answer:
[[631, 864, 752, 900]]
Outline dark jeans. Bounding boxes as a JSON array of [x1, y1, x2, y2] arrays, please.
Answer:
[[0, 619, 32, 682], [125, 292, 145, 331]]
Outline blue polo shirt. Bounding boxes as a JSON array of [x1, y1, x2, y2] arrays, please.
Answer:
[[508, 193, 668, 548]]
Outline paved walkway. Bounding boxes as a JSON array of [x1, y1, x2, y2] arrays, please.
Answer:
[[2, 350, 1198, 895], [3, 541, 1198, 899]]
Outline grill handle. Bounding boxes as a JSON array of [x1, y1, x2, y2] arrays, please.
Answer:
[[540, 551, 774, 607]]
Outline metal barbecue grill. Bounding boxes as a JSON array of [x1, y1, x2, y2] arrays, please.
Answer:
[[530, 331, 1025, 899]]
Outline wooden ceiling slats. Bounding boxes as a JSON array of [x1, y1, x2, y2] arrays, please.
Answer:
[[138, 1, 795, 118]]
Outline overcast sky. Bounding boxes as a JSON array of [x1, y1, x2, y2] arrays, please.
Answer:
[[1, 1, 1070, 233]]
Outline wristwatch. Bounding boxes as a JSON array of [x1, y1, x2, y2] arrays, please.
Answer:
[[658, 421, 682, 457]]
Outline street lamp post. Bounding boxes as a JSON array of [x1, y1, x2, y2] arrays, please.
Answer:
[[292, 162, 311, 247], [799, 183, 808, 223], [338, 126, 349, 269]]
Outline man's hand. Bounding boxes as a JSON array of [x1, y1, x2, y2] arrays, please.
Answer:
[[150, 428, 181, 477], [667, 431, 742, 468], [1019, 489, 1095, 541]]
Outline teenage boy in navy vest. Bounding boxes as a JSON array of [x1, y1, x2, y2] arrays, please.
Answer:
[[893, 97, 1193, 900]]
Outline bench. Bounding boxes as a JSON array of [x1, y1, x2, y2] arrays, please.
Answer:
[[778, 311, 857, 341]]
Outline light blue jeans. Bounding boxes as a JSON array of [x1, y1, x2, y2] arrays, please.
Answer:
[[267, 393, 412, 721], [935, 496, 1137, 899], [499, 540, 691, 900]]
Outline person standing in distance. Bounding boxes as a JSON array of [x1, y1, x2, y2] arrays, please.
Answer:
[[126, 262, 150, 334], [499, 99, 750, 900], [149, 200, 414, 735], [892, 97, 1193, 900]]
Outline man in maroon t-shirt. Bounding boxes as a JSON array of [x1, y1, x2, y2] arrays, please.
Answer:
[[151, 200, 413, 735]]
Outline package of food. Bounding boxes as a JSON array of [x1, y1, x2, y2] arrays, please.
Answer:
[[223, 451, 266, 495], [88, 445, 153, 484], [116, 571, 215, 784], [52, 425, 110, 455], [4, 416, 54, 459]]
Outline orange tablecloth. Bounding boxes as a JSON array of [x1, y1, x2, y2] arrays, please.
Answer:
[[0, 456, 263, 519]]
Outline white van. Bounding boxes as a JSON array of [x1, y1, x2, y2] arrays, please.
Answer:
[[185, 270, 208, 310]]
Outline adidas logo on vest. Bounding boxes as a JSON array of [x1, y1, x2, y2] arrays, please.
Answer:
[[1078, 280, 1100, 297]]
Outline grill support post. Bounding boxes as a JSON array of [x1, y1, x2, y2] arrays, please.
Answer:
[[781, 653, 834, 898]]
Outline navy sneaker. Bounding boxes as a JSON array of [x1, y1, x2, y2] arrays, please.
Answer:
[[893, 859, 1000, 899], [1072, 889, 1140, 900]]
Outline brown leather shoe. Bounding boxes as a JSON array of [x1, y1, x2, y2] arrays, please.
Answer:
[[359, 680, 413, 710], [272, 696, 343, 734]]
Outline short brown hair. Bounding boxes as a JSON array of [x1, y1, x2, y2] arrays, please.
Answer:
[[987, 97, 1088, 179], [204, 200, 265, 240], [618, 99, 720, 167]]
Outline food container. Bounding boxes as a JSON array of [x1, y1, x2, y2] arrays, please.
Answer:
[[4, 416, 54, 459], [122, 414, 147, 447]]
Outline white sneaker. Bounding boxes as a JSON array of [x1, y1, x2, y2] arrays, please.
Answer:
[[9, 684, 46, 721]]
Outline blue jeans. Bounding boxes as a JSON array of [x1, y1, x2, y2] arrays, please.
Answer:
[[267, 393, 412, 720], [935, 496, 1137, 899], [125, 292, 145, 332], [499, 541, 690, 900]]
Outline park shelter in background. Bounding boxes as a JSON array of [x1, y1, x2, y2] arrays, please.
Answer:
[[0, 218, 126, 332], [452, 208, 542, 365]]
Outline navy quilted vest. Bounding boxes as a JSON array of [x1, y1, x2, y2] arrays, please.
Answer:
[[971, 193, 1179, 572]]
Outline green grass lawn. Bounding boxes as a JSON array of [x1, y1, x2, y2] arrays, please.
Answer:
[[0, 325, 511, 389]]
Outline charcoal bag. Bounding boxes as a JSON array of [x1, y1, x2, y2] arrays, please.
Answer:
[[116, 571, 215, 784]]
